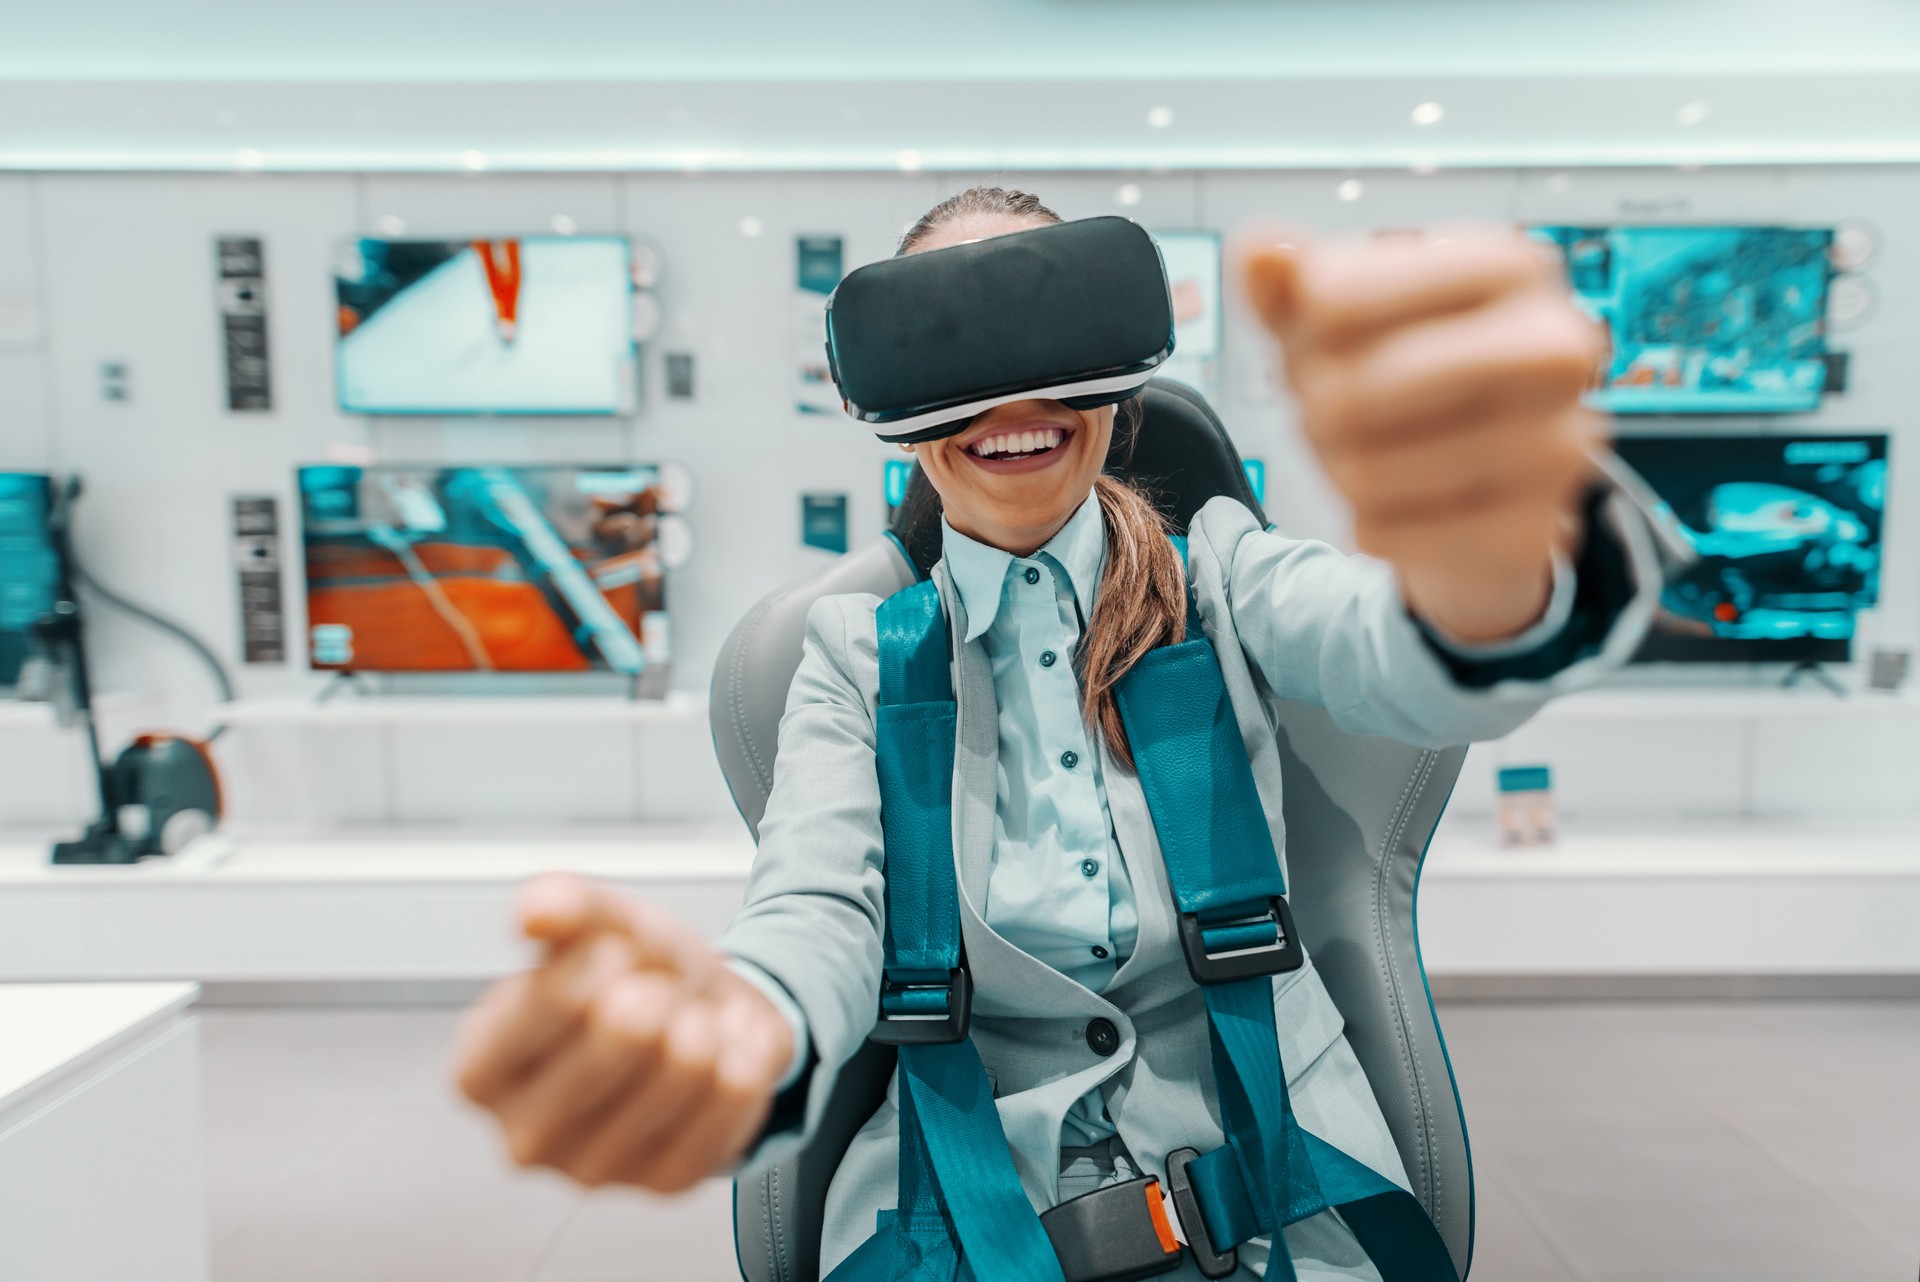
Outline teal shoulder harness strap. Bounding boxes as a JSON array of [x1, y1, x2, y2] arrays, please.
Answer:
[[835, 557, 1460, 1282], [831, 579, 1065, 1282]]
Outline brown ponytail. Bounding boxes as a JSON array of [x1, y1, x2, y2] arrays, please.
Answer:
[[1079, 473, 1187, 771], [895, 185, 1191, 771]]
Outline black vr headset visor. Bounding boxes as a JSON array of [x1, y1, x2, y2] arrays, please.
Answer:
[[824, 216, 1175, 444]]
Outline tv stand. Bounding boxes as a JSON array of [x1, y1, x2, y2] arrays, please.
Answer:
[[315, 670, 374, 705], [1781, 660, 1848, 697]]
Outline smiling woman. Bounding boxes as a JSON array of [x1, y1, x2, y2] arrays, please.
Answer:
[[896, 188, 1193, 767]]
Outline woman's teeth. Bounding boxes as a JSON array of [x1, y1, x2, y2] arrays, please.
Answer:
[[967, 427, 1066, 459]]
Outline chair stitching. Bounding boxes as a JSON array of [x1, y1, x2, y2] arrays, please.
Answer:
[[1372, 749, 1444, 1225]]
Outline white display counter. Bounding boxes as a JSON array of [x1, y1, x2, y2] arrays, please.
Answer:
[[1, 821, 1917, 990], [0, 827, 754, 984], [0, 982, 206, 1282]]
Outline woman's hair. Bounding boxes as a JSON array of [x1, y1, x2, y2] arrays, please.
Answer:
[[899, 184, 1062, 254], [893, 183, 1190, 769]]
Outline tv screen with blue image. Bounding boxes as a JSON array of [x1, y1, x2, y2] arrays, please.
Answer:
[[1613, 433, 1888, 663], [1531, 226, 1834, 414], [334, 236, 636, 415], [0, 473, 59, 691]]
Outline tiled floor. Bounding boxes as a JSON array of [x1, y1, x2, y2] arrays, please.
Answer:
[[197, 1000, 1920, 1282]]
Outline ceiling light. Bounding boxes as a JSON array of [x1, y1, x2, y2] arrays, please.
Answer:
[[550, 214, 577, 235], [460, 150, 489, 171], [738, 215, 764, 237], [1410, 157, 1438, 177], [1337, 178, 1364, 202], [1114, 183, 1143, 207], [376, 214, 407, 237], [1545, 172, 1574, 195], [1411, 102, 1443, 127], [896, 149, 924, 172], [1675, 101, 1709, 127], [235, 148, 264, 171], [1146, 106, 1174, 129]]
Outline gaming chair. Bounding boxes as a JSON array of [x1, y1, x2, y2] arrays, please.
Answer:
[[710, 379, 1474, 1282]]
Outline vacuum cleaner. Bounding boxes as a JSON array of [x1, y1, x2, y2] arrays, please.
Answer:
[[34, 477, 227, 864]]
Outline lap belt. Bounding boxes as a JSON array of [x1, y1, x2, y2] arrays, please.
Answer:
[[828, 554, 1460, 1282]]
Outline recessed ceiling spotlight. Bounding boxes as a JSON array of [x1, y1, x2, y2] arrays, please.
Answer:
[[460, 149, 490, 171], [550, 214, 578, 235], [1411, 102, 1444, 127], [738, 215, 764, 237], [235, 148, 265, 171], [376, 214, 407, 237], [1114, 183, 1143, 207], [1545, 172, 1574, 195], [896, 149, 924, 172], [1337, 178, 1364, 202], [1675, 101, 1710, 127], [1410, 156, 1438, 177], [1147, 105, 1175, 129]]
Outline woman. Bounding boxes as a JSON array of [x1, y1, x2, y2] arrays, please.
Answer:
[[455, 187, 1658, 1279]]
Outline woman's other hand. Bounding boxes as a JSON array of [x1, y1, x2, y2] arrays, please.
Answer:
[[1242, 227, 1606, 645], [454, 873, 794, 1192]]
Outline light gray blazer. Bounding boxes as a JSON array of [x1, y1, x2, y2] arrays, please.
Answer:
[[718, 494, 1663, 1276]]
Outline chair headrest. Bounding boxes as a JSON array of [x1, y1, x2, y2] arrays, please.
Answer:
[[887, 378, 1267, 579]]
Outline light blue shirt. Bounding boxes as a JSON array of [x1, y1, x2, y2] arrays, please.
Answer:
[[941, 494, 1141, 1146], [939, 493, 1138, 1145]]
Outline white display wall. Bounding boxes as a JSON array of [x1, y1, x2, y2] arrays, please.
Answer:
[[1, 164, 1917, 832]]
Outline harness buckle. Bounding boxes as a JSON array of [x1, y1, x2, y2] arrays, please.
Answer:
[[1038, 1174, 1184, 1282], [1163, 1148, 1239, 1280], [868, 966, 972, 1044], [1177, 896, 1304, 985]]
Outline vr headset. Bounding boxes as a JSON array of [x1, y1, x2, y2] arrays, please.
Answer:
[[824, 216, 1175, 444]]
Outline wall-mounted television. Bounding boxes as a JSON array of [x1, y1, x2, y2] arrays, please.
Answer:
[[0, 473, 59, 692], [1530, 226, 1834, 414], [334, 236, 636, 415], [1152, 230, 1221, 393], [1613, 433, 1888, 664], [297, 465, 675, 674]]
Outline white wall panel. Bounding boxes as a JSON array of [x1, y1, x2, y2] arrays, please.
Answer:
[[7, 165, 1916, 829]]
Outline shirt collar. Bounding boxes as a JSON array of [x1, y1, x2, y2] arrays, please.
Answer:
[[941, 491, 1107, 642]]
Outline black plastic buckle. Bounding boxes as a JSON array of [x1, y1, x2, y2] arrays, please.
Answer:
[[1177, 896, 1305, 985], [1164, 1148, 1238, 1280], [868, 966, 972, 1045], [1038, 1174, 1184, 1282]]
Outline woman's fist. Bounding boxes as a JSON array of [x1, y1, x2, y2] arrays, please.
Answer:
[[453, 873, 794, 1192], [1243, 227, 1607, 644]]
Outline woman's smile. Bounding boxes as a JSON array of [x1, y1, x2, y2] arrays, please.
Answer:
[[955, 420, 1076, 475]]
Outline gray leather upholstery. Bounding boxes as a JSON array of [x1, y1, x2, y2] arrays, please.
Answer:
[[711, 538, 916, 836], [713, 389, 1472, 1281]]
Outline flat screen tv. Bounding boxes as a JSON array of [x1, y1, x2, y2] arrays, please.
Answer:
[[334, 236, 636, 415], [1613, 433, 1888, 664], [1153, 230, 1222, 393], [1530, 226, 1834, 414], [0, 473, 59, 691], [298, 465, 675, 674]]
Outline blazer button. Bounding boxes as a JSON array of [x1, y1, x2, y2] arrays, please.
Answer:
[[1085, 1018, 1120, 1057]]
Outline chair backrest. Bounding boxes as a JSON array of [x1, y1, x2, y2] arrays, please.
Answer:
[[711, 380, 1473, 1282]]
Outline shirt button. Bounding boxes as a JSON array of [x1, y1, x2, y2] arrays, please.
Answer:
[[1024, 567, 1041, 585], [1090, 945, 1110, 961], [1060, 750, 1079, 770], [1039, 650, 1057, 668], [1085, 1018, 1119, 1057], [1080, 858, 1099, 878]]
